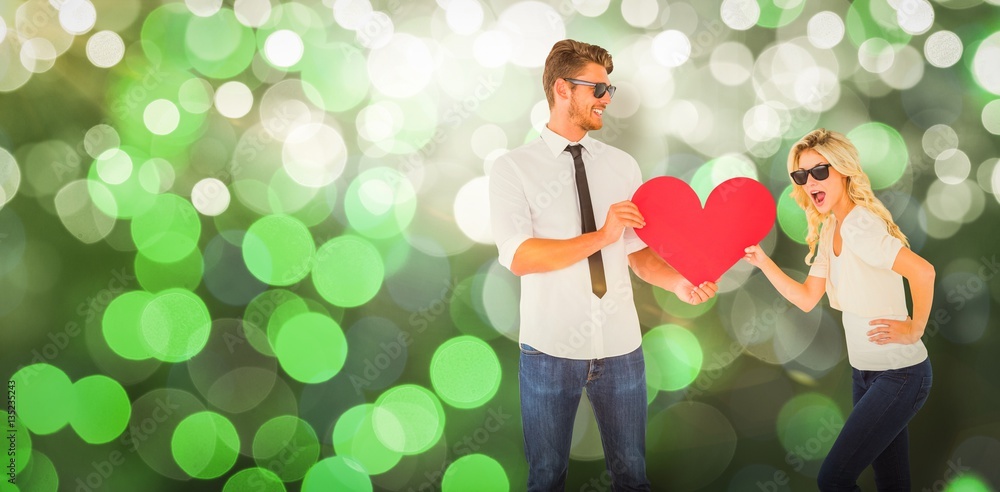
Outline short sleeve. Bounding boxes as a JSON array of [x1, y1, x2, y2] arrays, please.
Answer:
[[841, 208, 903, 269], [624, 157, 648, 255], [488, 155, 533, 270]]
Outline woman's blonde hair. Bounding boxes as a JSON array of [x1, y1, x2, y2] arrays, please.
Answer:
[[788, 128, 908, 265]]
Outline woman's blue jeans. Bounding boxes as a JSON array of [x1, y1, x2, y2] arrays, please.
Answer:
[[519, 343, 651, 492], [818, 357, 933, 491]]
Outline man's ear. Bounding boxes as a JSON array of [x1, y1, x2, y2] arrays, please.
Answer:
[[554, 78, 571, 102]]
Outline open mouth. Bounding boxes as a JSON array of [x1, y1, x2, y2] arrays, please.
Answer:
[[810, 190, 826, 207], [593, 108, 603, 118]]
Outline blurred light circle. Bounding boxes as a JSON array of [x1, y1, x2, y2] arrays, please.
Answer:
[[446, 0, 484, 35], [621, 0, 659, 28], [178, 78, 214, 114], [372, 385, 445, 455], [274, 312, 347, 383], [357, 101, 402, 143], [171, 411, 240, 479], [918, 201, 961, 239], [879, 44, 923, 90], [10, 364, 74, 435], [54, 179, 116, 244], [776, 393, 844, 461], [454, 176, 492, 244], [313, 235, 384, 307], [473, 29, 511, 68], [481, 260, 520, 341], [744, 104, 782, 142], [430, 336, 501, 409], [144, 99, 181, 135], [344, 167, 417, 238], [215, 81, 253, 119], [282, 123, 348, 188], [858, 38, 895, 73], [646, 402, 737, 490], [924, 30, 963, 68], [95, 149, 132, 185], [234, 0, 272, 27], [186, 0, 222, 17], [300, 42, 369, 113], [185, 8, 256, 78], [139, 158, 175, 194], [776, 188, 806, 245], [85, 30, 124, 68], [264, 29, 304, 68], [0, 147, 21, 207], [972, 32, 1000, 95], [795, 66, 840, 110], [977, 158, 998, 194], [643, 324, 703, 391], [721, 0, 760, 31], [710, 42, 754, 86], [132, 193, 201, 263], [934, 148, 971, 184], [251, 415, 320, 481], [21, 37, 57, 73], [191, 178, 230, 216], [70, 375, 131, 444], [847, 122, 908, 189], [258, 79, 325, 141], [243, 214, 315, 286], [925, 180, 968, 221], [921, 123, 958, 159], [470, 124, 508, 159], [84, 124, 120, 159], [333, 404, 403, 475], [59, 0, 97, 35], [223, 468, 285, 492], [354, 10, 393, 49], [895, 0, 934, 35], [652, 30, 691, 68], [367, 34, 433, 98], [498, 1, 565, 67], [140, 288, 212, 362], [807, 11, 845, 49], [981, 99, 1000, 135], [574, 0, 611, 17], [302, 457, 372, 492], [932, 179, 985, 224], [332, 0, 373, 30], [443, 454, 509, 492]]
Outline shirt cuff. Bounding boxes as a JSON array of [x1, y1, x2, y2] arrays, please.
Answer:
[[498, 234, 532, 270]]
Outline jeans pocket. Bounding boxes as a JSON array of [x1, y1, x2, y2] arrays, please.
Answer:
[[519, 343, 543, 355], [913, 376, 932, 411]]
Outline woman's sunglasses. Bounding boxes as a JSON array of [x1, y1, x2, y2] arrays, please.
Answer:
[[564, 78, 616, 99], [790, 163, 832, 185]]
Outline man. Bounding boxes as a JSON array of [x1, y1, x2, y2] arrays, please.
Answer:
[[488, 39, 718, 491]]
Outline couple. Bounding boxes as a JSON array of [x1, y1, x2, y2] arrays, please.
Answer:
[[488, 39, 935, 491]]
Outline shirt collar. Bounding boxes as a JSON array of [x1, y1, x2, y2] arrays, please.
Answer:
[[540, 124, 601, 159]]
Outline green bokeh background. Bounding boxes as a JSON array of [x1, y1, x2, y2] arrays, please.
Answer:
[[2, 0, 1000, 491]]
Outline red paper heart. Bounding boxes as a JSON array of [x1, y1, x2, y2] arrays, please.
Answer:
[[632, 176, 777, 285]]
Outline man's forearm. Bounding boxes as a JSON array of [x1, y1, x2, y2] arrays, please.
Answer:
[[510, 232, 608, 276], [628, 248, 684, 292]]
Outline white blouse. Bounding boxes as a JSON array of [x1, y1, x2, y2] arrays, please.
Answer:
[[809, 206, 928, 370]]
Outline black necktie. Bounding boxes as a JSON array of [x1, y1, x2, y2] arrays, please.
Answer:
[[566, 144, 607, 298]]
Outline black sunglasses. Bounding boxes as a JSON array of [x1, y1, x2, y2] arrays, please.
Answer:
[[790, 163, 832, 185], [564, 78, 616, 99]]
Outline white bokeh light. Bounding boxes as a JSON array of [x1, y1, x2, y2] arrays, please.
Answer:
[[59, 0, 97, 35], [96, 149, 133, 185], [652, 30, 691, 68], [367, 33, 434, 98], [0, 147, 20, 208], [185, 0, 223, 17], [143, 99, 180, 136], [446, 0, 483, 35], [333, 0, 373, 30], [972, 32, 1000, 95], [21, 38, 57, 73], [86, 30, 125, 68], [982, 100, 1000, 135], [191, 178, 231, 216], [454, 177, 492, 244], [574, 0, 611, 17], [473, 30, 511, 68], [621, 0, 658, 28], [895, 0, 934, 35], [282, 123, 348, 188], [498, 1, 565, 68], [264, 30, 304, 68], [720, 0, 760, 31], [215, 81, 253, 118], [710, 42, 754, 86], [858, 38, 895, 73], [924, 30, 963, 68], [934, 149, 971, 185], [807, 11, 844, 49], [234, 0, 272, 27]]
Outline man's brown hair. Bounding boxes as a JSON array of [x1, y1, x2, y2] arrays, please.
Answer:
[[542, 39, 613, 109]]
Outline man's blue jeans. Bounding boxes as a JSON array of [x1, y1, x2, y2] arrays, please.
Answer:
[[519, 343, 651, 492], [818, 357, 933, 491]]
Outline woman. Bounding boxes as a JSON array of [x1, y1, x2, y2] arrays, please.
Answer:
[[744, 129, 935, 491]]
